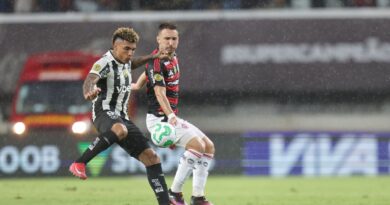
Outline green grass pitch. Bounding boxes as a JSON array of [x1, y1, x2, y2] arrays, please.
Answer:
[[1, 176, 390, 205]]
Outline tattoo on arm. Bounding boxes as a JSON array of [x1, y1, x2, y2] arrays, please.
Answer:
[[83, 74, 100, 95]]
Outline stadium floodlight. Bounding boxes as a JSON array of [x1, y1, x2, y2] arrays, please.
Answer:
[[12, 122, 26, 135], [71, 121, 90, 135]]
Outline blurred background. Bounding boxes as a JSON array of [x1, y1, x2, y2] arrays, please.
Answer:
[[1, 0, 390, 177]]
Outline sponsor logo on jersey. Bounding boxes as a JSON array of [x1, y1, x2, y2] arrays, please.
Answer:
[[167, 80, 179, 86], [116, 85, 131, 93], [149, 69, 155, 84]]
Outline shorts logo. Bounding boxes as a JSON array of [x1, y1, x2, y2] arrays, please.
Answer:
[[181, 122, 188, 129], [106, 111, 119, 119], [154, 73, 163, 82]]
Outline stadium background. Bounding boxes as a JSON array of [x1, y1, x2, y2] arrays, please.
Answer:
[[1, 0, 390, 179]]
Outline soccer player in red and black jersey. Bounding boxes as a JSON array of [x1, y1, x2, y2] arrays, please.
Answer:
[[132, 23, 215, 205]]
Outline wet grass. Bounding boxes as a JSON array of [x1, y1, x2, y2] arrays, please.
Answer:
[[1, 176, 390, 205]]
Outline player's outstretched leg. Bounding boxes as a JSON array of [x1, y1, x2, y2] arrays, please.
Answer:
[[69, 130, 119, 180]]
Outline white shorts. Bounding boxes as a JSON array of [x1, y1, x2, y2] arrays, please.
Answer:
[[146, 114, 206, 147]]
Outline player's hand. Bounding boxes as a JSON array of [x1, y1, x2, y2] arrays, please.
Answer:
[[169, 144, 176, 150], [84, 87, 101, 101], [154, 50, 173, 60], [131, 83, 139, 91], [168, 116, 178, 126], [167, 113, 178, 126]]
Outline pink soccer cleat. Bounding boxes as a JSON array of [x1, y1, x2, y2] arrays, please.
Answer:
[[69, 162, 87, 180]]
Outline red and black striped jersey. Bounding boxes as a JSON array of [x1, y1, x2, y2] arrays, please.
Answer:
[[145, 49, 180, 116]]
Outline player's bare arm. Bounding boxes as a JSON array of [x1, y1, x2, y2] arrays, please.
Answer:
[[131, 51, 171, 70], [131, 72, 147, 91], [83, 73, 101, 101], [154, 85, 177, 125]]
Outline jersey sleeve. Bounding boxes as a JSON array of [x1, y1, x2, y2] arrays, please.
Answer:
[[89, 59, 110, 79], [146, 58, 165, 87]]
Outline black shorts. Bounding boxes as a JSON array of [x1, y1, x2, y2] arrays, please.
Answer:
[[93, 110, 150, 159]]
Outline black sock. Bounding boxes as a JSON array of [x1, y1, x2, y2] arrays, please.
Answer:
[[146, 163, 170, 205], [76, 130, 118, 164]]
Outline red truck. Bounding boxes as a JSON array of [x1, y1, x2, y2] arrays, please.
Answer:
[[10, 51, 100, 136]]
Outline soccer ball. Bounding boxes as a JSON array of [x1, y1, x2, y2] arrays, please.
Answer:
[[151, 122, 176, 148]]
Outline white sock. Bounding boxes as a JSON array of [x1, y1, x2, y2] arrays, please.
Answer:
[[192, 153, 213, 197], [171, 149, 202, 193]]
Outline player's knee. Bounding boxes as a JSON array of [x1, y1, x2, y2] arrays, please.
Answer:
[[203, 137, 215, 154], [111, 123, 128, 140], [186, 137, 205, 153], [139, 149, 160, 166]]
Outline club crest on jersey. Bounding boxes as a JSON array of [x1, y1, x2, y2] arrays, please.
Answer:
[[123, 69, 129, 78], [181, 122, 189, 129], [154, 74, 163, 82]]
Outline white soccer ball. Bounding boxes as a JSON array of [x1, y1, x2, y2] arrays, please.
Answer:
[[151, 122, 176, 148]]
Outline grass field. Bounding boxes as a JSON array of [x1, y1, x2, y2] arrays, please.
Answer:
[[1, 176, 390, 205]]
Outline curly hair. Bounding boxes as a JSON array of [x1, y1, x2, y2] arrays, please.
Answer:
[[112, 27, 139, 44]]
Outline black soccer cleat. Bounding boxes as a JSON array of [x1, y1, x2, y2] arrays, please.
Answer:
[[190, 196, 213, 205]]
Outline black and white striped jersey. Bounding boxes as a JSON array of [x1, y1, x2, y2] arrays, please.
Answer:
[[89, 50, 132, 121]]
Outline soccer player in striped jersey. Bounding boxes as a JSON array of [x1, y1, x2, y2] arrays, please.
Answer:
[[132, 23, 215, 205], [69, 27, 175, 205]]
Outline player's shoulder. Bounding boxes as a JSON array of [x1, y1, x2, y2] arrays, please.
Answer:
[[97, 52, 113, 65], [90, 52, 112, 74], [94, 52, 112, 67], [146, 49, 162, 70], [150, 49, 160, 63], [91, 59, 107, 73]]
